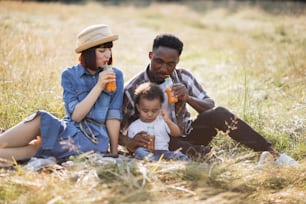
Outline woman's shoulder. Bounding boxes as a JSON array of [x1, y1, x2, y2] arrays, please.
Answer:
[[112, 67, 123, 75], [63, 64, 82, 71], [62, 64, 83, 77]]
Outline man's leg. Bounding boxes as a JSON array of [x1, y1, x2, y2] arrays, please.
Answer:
[[186, 106, 273, 151], [169, 137, 211, 157]]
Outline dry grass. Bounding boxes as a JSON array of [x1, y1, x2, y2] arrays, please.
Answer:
[[0, 0, 305, 203]]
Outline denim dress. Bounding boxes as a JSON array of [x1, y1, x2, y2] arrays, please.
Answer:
[[30, 64, 123, 159]]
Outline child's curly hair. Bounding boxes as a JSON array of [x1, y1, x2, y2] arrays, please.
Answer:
[[134, 82, 164, 105]]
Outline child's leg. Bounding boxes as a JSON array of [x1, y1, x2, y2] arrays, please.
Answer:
[[134, 147, 153, 160], [163, 151, 190, 161]]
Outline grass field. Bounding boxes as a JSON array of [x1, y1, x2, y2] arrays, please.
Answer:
[[0, 1, 305, 203]]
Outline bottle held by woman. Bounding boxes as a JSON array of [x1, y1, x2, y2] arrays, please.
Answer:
[[105, 64, 117, 92]]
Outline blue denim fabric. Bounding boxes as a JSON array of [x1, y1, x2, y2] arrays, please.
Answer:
[[32, 64, 124, 159], [62, 64, 123, 122], [134, 147, 190, 161]]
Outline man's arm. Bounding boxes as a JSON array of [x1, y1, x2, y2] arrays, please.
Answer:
[[119, 131, 152, 152], [118, 133, 129, 147], [119, 92, 134, 147], [185, 96, 215, 113], [172, 83, 215, 113]]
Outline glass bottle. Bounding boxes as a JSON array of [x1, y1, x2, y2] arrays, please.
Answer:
[[165, 75, 178, 104], [105, 65, 116, 92], [147, 125, 155, 152]]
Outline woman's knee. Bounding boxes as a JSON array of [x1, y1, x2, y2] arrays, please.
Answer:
[[23, 111, 41, 123]]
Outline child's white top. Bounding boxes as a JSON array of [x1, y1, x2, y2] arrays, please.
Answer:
[[127, 115, 170, 150]]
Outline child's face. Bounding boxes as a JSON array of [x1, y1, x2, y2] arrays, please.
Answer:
[[136, 98, 161, 123]]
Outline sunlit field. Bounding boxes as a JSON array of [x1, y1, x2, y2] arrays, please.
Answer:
[[0, 1, 305, 203]]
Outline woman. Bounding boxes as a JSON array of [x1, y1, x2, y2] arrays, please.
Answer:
[[0, 24, 124, 165]]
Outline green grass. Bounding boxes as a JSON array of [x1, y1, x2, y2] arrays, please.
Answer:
[[0, 1, 305, 203]]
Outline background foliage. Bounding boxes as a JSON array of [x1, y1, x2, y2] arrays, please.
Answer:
[[0, 0, 305, 203]]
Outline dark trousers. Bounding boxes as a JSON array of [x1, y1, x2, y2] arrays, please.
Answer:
[[169, 106, 272, 156]]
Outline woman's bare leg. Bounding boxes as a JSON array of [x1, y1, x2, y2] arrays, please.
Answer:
[[0, 115, 40, 147], [0, 144, 40, 162], [0, 115, 41, 162]]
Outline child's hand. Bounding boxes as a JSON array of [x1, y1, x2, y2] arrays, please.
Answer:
[[161, 109, 170, 121]]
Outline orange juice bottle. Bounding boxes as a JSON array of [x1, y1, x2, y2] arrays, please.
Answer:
[[165, 75, 178, 104], [147, 126, 155, 152], [106, 65, 116, 92]]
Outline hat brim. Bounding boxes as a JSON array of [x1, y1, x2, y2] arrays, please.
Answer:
[[75, 35, 118, 53]]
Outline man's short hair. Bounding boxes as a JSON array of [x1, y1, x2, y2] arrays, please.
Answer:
[[153, 34, 183, 56]]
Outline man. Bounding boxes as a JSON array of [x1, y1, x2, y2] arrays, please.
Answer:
[[119, 33, 279, 159]]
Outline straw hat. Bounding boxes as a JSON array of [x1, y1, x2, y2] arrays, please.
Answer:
[[75, 24, 118, 53]]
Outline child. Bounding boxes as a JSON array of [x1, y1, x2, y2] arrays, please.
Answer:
[[127, 82, 189, 161]]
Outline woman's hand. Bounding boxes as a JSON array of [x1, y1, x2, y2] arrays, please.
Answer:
[[97, 69, 116, 90], [71, 69, 116, 123]]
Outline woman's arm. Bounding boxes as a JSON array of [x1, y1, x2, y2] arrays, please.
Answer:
[[71, 69, 115, 122], [106, 119, 120, 155], [105, 68, 124, 155]]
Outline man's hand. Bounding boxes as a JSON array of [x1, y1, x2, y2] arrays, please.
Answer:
[[127, 131, 152, 152], [172, 83, 189, 102], [172, 82, 215, 113]]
